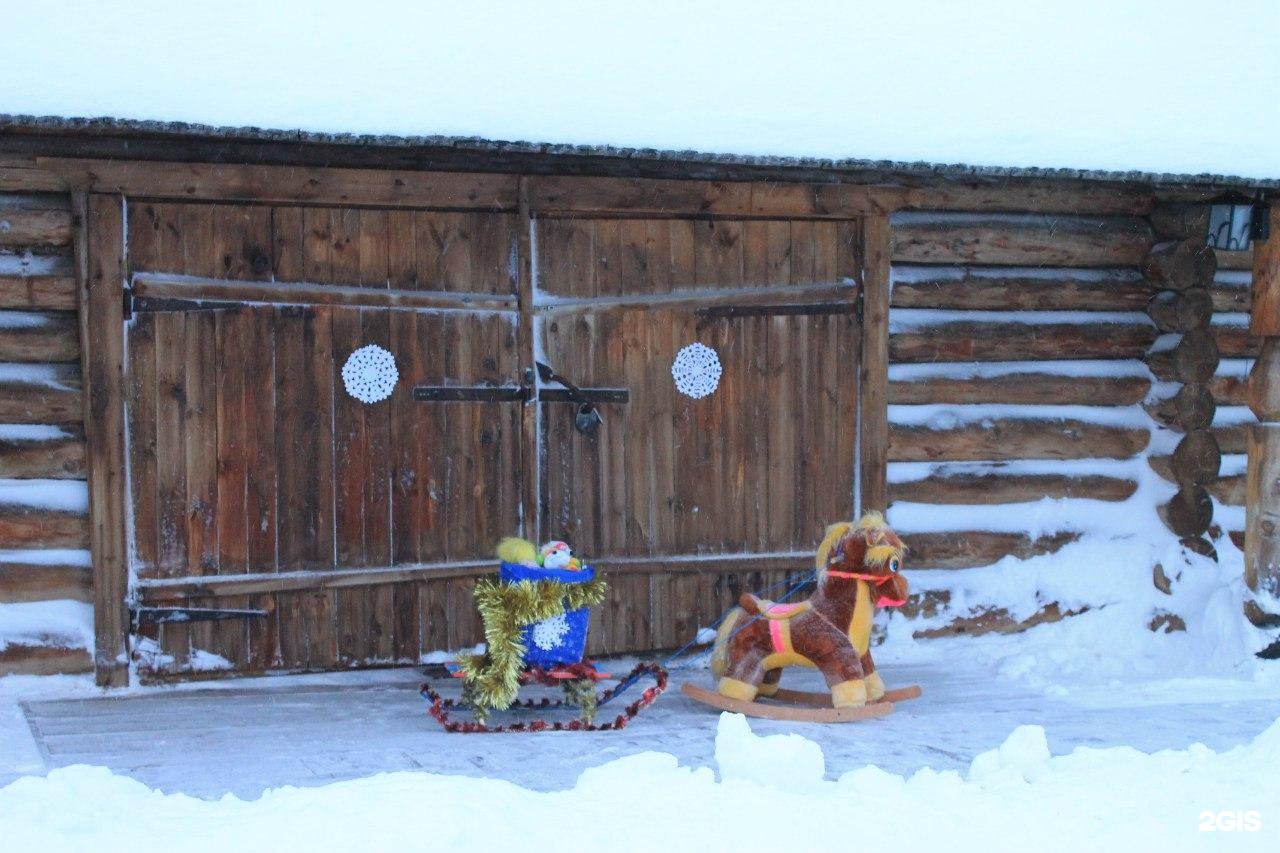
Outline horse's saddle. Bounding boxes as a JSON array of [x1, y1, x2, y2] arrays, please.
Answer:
[[739, 594, 811, 620]]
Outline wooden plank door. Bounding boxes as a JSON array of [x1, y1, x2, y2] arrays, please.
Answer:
[[535, 216, 864, 653], [121, 200, 524, 677]]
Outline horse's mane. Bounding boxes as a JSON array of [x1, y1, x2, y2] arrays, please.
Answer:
[[814, 512, 902, 579]]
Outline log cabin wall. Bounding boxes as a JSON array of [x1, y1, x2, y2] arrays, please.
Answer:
[[885, 204, 1162, 632], [1204, 246, 1255, 542], [0, 165, 92, 676], [0, 138, 1266, 681]]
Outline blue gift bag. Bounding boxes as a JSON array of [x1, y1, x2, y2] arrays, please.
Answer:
[[498, 561, 596, 667]]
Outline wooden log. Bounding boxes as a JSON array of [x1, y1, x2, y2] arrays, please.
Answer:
[[1215, 323, 1258, 359], [1210, 371, 1250, 407], [529, 174, 883, 218], [0, 368, 82, 423], [1146, 330, 1219, 383], [1215, 422, 1249, 455], [1169, 429, 1221, 485], [0, 311, 80, 362], [0, 643, 92, 677], [1146, 384, 1215, 431], [903, 530, 1080, 569], [0, 431, 85, 478], [0, 504, 89, 548], [1211, 276, 1251, 312], [889, 372, 1150, 406], [891, 214, 1153, 267], [0, 561, 92, 603], [861, 215, 890, 512], [0, 278, 77, 311], [41, 158, 520, 210], [913, 601, 1083, 639], [1142, 238, 1217, 291], [0, 201, 73, 247], [1150, 204, 1209, 241], [1148, 287, 1214, 333], [0, 156, 68, 193], [888, 419, 1149, 462], [896, 183, 1156, 216], [890, 321, 1155, 363], [0, 270, 77, 309], [1208, 473, 1245, 507], [889, 268, 1149, 311], [890, 471, 1137, 505], [1159, 484, 1214, 537]]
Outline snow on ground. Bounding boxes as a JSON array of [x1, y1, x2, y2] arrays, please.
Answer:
[[0, 1, 1276, 180], [0, 675, 1277, 852]]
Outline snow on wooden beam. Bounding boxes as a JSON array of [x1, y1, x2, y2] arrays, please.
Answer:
[[0, 310, 80, 362], [0, 365, 82, 424], [0, 194, 73, 247], [0, 641, 91, 676], [902, 530, 1080, 570], [0, 426, 85, 479], [890, 471, 1137, 505], [0, 250, 76, 310]]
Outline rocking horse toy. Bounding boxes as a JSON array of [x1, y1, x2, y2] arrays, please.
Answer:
[[682, 512, 922, 723]]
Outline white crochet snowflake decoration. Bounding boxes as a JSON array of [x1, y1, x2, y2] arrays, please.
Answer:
[[530, 614, 571, 651], [341, 344, 399, 404], [671, 342, 722, 399]]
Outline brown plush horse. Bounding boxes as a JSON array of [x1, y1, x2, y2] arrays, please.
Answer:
[[711, 512, 908, 708]]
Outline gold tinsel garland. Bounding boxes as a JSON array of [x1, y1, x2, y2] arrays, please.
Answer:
[[456, 576, 607, 721]]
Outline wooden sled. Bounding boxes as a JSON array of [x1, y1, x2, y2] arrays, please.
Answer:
[[681, 682, 896, 723]]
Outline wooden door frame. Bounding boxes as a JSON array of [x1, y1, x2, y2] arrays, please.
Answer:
[[75, 191, 130, 687]]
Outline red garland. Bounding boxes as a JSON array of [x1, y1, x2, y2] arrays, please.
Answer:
[[422, 662, 669, 734]]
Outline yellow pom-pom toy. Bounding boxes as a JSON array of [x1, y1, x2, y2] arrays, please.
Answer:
[[496, 536, 538, 567]]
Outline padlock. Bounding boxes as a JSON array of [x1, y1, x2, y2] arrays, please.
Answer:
[[575, 403, 603, 434]]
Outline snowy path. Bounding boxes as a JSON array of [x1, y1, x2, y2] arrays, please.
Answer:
[[9, 656, 1279, 800]]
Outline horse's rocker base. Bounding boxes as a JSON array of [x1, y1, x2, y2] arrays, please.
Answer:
[[680, 682, 896, 723], [770, 684, 923, 708]]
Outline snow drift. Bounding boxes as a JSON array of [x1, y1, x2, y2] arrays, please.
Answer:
[[1, 711, 1276, 852]]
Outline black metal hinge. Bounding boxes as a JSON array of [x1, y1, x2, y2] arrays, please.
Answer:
[[130, 606, 269, 630]]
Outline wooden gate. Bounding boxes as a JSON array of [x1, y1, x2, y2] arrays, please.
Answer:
[[121, 201, 527, 676], [535, 216, 865, 653], [67, 167, 886, 682]]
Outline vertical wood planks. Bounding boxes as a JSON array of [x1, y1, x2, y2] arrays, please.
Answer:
[[859, 214, 890, 514], [79, 193, 130, 687]]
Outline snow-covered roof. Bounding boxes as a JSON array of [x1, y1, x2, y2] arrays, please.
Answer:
[[1, 1, 1277, 186]]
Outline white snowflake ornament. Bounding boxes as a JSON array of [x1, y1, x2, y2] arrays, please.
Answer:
[[341, 344, 399, 404], [671, 342, 722, 399], [530, 614, 571, 651]]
